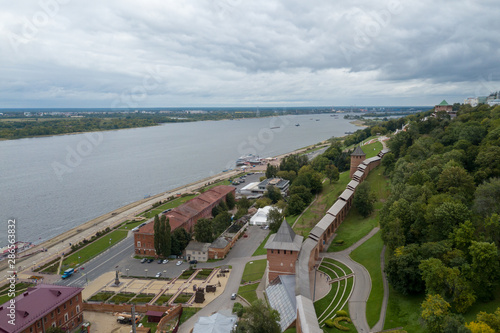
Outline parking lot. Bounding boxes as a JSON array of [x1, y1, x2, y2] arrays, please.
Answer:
[[232, 172, 264, 194], [114, 225, 268, 279]]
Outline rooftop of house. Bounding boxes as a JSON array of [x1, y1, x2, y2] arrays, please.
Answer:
[[0, 284, 83, 333], [438, 99, 449, 106], [137, 185, 235, 234], [185, 241, 211, 252], [258, 178, 290, 189]]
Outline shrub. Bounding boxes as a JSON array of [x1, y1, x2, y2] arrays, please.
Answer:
[[324, 319, 335, 328], [233, 302, 245, 317], [333, 316, 352, 331], [333, 239, 344, 245], [336, 310, 348, 317]]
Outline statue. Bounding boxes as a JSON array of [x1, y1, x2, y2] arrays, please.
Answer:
[[114, 269, 120, 286]]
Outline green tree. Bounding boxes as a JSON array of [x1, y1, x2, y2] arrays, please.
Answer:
[[325, 164, 339, 183], [353, 181, 375, 217], [171, 228, 190, 255], [153, 214, 161, 256], [385, 244, 425, 295], [438, 166, 475, 201], [311, 156, 330, 173], [46, 327, 65, 333], [235, 299, 281, 333], [265, 164, 278, 178], [286, 194, 305, 216], [289, 185, 313, 205], [276, 170, 296, 182], [237, 196, 251, 210], [162, 216, 171, 257], [476, 307, 500, 332], [213, 211, 232, 235], [226, 192, 236, 210], [264, 185, 282, 204], [473, 178, 500, 217], [421, 294, 451, 333], [194, 218, 214, 243], [267, 207, 284, 233], [255, 197, 272, 208], [469, 241, 500, 299]]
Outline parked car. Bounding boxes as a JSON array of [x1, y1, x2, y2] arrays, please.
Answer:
[[243, 234, 248, 238], [157, 259, 163, 264], [162, 259, 169, 264], [189, 260, 198, 264], [155, 272, 162, 278], [176, 261, 183, 266], [147, 259, 154, 263], [141, 258, 147, 263], [231, 293, 237, 300]]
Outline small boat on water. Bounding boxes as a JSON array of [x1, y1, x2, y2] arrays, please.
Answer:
[[295, 123, 300, 126], [270, 126, 280, 129]]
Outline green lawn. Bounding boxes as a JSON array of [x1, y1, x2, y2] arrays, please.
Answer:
[[155, 294, 173, 305], [350, 230, 385, 328], [293, 171, 351, 238], [252, 232, 271, 256], [174, 293, 193, 304], [238, 283, 260, 304], [362, 141, 383, 158], [109, 293, 136, 304], [179, 307, 201, 326], [200, 179, 232, 191], [131, 293, 155, 304], [241, 259, 267, 283], [61, 229, 128, 271], [384, 286, 426, 332], [140, 316, 157, 333], [327, 166, 389, 252], [314, 259, 354, 325], [463, 286, 500, 322], [87, 291, 115, 302]]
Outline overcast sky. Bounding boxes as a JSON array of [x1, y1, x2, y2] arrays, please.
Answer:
[[1, 0, 499, 108]]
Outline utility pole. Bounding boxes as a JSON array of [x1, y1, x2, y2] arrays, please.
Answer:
[[131, 304, 137, 333]]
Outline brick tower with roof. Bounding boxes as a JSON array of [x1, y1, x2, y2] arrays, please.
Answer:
[[265, 219, 303, 281], [350, 145, 366, 178]]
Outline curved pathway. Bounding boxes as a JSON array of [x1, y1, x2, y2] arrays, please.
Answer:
[[372, 245, 389, 332], [321, 227, 380, 333]]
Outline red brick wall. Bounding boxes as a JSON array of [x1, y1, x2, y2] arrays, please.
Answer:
[[267, 249, 299, 281], [22, 293, 83, 333], [134, 233, 156, 256], [350, 155, 365, 178]]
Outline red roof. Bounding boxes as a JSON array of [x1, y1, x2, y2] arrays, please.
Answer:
[[137, 186, 235, 234], [0, 284, 83, 333]]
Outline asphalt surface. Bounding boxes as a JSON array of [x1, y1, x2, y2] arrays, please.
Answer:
[[322, 227, 381, 333]]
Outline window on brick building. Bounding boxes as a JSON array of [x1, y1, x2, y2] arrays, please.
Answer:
[[76, 295, 78, 301], [271, 249, 273, 253], [76, 305, 80, 313], [64, 314, 68, 322], [30, 328, 33, 333], [37, 322, 40, 328], [57, 308, 60, 314], [64, 303, 67, 310], [284, 250, 286, 254], [137, 241, 141, 248], [278, 250, 280, 254], [70, 299, 72, 305]]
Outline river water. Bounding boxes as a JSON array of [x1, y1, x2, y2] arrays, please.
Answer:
[[0, 113, 359, 247]]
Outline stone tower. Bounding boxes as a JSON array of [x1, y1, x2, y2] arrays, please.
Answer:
[[264, 219, 303, 282], [350, 146, 366, 178]]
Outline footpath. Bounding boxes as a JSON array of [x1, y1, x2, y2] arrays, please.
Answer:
[[322, 227, 389, 333]]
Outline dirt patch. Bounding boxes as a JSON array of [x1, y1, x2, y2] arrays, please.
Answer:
[[84, 311, 133, 333]]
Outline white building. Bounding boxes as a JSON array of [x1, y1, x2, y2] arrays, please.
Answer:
[[249, 206, 281, 226]]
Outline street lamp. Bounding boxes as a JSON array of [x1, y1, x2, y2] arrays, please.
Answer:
[[145, 269, 148, 278], [109, 238, 112, 245], [126, 268, 129, 277]]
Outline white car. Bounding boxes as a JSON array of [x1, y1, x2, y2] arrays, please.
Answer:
[[162, 259, 169, 264], [155, 272, 162, 278], [176, 261, 183, 266]]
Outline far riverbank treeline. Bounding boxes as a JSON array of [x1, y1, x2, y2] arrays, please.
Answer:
[[0, 107, 424, 140]]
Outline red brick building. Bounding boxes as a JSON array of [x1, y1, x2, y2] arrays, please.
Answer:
[[265, 220, 303, 281], [0, 284, 83, 333], [134, 185, 235, 256]]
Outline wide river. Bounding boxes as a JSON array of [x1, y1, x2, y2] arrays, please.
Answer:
[[1, 113, 360, 247]]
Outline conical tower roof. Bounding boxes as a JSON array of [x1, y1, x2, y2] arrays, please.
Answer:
[[264, 219, 303, 251], [351, 145, 366, 156]]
